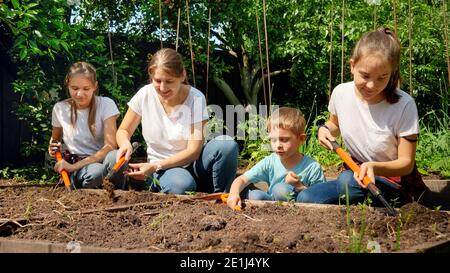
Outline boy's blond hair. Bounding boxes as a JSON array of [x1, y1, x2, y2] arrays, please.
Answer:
[[267, 107, 306, 135]]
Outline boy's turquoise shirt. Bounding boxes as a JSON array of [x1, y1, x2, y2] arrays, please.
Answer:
[[243, 153, 326, 195]]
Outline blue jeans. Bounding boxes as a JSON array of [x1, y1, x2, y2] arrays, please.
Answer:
[[70, 163, 104, 189], [247, 183, 300, 202], [103, 135, 239, 194], [297, 170, 402, 206]]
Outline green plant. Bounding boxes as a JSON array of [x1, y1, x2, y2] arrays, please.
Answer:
[[0, 164, 58, 183], [416, 109, 450, 178], [237, 113, 271, 166], [302, 112, 342, 168], [149, 213, 174, 230], [23, 196, 33, 220]]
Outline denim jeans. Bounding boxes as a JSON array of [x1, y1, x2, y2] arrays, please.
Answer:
[[103, 135, 239, 194], [246, 183, 300, 202], [70, 162, 104, 189], [297, 170, 402, 206]]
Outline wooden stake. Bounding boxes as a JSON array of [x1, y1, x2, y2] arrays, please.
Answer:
[[393, 0, 398, 35], [262, 0, 271, 110], [185, 0, 196, 86], [255, 0, 267, 108], [206, 7, 211, 101], [159, 0, 163, 49], [176, 7, 181, 51], [408, 0, 413, 95], [443, 0, 450, 85]]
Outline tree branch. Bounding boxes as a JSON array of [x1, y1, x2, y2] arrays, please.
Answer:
[[212, 76, 241, 105]]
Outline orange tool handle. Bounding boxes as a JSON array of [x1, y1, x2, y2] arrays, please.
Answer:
[[113, 156, 126, 172], [55, 150, 71, 189], [220, 194, 241, 211], [330, 141, 397, 216], [331, 142, 371, 187]]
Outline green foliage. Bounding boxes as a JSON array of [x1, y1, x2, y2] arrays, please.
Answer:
[[416, 109, 450, 178], [1, 0, 448, 178], [236, 113, 271, 167], [0, 164, 58, 184], [301, 112, 342, 167]]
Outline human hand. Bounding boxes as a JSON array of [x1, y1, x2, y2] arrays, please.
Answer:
[[54, 159, 74, 173], [353, 162, 376, 189], [285, 171, 307, 192], [226, 193, 242, 211], [116, 142, 133, 162], [285, 171, 300, 184], [48, 141, 61, 157], [126, 162, 157, 181], [317, 125, 335, 151]]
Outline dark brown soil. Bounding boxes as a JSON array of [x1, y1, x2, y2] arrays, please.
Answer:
[[1, 179, 449, 253]]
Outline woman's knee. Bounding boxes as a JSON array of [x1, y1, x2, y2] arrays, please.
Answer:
[[210, 135, 239, 156], [159, 169, 196, 194]]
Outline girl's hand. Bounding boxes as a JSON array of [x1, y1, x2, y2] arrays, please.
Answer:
[[317, 126, 335, 151], [48, 141, 61, 157], [226, 193, 242, 210], [353, 162, 376, 189], [126, 162, 157, 181], [116, 142, 133, 162], [285, 171, 307, 192], [54, 159, 74, 173]]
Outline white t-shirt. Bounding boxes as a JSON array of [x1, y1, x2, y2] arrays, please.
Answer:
[[52, 96, 120, 156], [329, 81, 419, 163], [128, 84, 208, 163]]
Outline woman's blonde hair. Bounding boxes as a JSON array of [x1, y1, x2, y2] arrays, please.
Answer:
[[147, 48, 188, 83], [267, 107, 306, 135], [64, 61, 98, 137]]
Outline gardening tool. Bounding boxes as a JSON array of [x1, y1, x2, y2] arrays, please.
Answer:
[[192, 193, 241, 211], [103, 142, 141, 199], [52, 141, 72, 192], [330, 141, 397, 216], [104, 142, 141, 182]]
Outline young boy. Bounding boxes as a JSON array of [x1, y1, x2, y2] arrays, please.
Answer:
[[227, 107, 327, 210]]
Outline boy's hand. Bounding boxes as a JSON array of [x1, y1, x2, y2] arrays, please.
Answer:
[[285, 171, 299, 184], [285, 171, 307, 192], [226, 193, 242, 210]]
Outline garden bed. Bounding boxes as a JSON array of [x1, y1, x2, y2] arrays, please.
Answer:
[[1, 179, 449, 253]]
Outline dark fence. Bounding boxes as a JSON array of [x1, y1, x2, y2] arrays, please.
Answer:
[[0, 41, 23, 167]]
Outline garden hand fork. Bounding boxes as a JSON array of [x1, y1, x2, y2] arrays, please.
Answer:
[[330, 141, 397, 216], [103, 142, 141, 199]]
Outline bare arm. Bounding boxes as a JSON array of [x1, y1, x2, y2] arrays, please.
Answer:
[[48, 127, 63, 157], [318, 114, 340, 150], [157, 120, 206, 170], [360, 135, 417, 176], [126, 120, 207, 180], [227, 175, 250, 210], [70, 115, 118, 170], [52, 115, 118, 173], [116, 107, 141, 161]]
